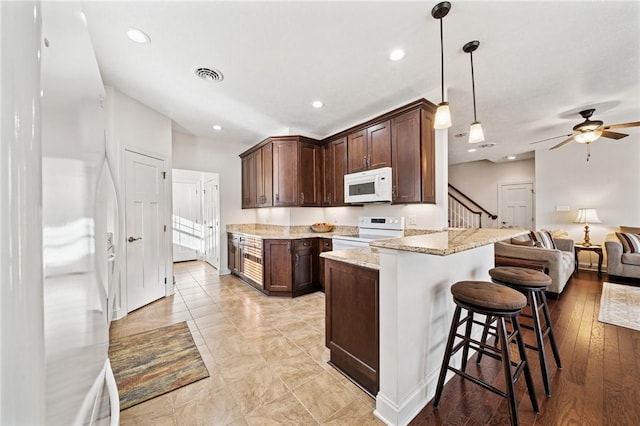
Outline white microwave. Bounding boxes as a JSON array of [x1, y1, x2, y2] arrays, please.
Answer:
[[344, 167, 393, 203]]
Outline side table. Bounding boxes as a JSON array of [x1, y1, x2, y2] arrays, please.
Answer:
[[574, 244, 603, 278]]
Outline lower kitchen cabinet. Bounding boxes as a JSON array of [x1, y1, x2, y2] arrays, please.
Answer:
[[263, 239, 293, 293], [325, 258, 379, 396]]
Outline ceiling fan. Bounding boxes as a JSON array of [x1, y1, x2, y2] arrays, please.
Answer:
[[531, 109, 640, 161]]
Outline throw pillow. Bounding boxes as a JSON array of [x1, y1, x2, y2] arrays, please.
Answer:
[[616, 232, 640, 253], [529, 230, 556, 250]]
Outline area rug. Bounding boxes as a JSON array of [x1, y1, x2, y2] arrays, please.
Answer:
[[598, 282, 640, 331], [109, 321, 209, 410]]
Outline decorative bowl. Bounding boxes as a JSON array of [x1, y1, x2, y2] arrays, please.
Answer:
[[310, 223, 334, 233]]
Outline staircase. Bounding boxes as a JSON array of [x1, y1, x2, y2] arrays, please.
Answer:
[[448, 184, 497, 228]]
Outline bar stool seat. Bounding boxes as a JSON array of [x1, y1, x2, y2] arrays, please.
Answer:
[[486, 266, 562, 397], [433, 281, 539, 426]]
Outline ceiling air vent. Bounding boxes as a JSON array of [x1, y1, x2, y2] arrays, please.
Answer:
[[194, 67, 224, 82], [478, 143, 496, 149]]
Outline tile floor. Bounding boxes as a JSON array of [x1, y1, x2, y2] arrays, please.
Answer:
[[111, 261, 384, 425]]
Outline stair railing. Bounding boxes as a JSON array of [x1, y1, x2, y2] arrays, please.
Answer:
[[447, 184, 498, 228]]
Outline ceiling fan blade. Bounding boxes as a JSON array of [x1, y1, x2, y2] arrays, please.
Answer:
[[529, 133, 573, 145], [604, 121, 640, 130], [601, 130, 628, 140], [549, 136, 575, 150]]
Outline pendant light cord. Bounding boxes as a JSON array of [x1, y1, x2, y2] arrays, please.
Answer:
[[470, 51, 477, 121], [439, 18, 445, 103]]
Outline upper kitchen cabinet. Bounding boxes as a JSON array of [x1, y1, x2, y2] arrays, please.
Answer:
[[391, 106, 436, 204], [241, 143, 272, 208], [347, 121, 391, 173], [271, 136, 321, 207], [322, 137, 347, 206]]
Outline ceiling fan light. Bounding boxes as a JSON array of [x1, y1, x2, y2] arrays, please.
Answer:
[[434, 102, 452, 129], [468, 121, 485, 143], [574, 129, 602, 144]]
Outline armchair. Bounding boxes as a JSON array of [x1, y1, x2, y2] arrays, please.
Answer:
[[605, 226, 640, 280], [494, 237, 575, 294]]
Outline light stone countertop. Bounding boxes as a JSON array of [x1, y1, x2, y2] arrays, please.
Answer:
[[370, 227, 529, 256], [226, 224, 358, 240], [320, 248, 379, 270]]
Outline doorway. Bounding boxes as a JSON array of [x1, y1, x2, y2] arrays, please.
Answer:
[[498, 182, 534, 229], [124, 150, 167, 312], [171, 169, 220, 270]]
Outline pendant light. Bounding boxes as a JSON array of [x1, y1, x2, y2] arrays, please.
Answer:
[[463, 40, 485, 143], [431, 2, 452, 130]]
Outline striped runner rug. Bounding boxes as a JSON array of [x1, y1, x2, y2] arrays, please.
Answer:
[[109, 321, 209, 410]]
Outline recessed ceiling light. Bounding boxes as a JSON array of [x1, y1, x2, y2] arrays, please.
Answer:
[[507, 155, 516, 160], [126, 28, 151, 44], [312, 100, 323, 108], [467, 148, 477, 153], [213, 125, 223, 131], [389, 49, 405, 61]]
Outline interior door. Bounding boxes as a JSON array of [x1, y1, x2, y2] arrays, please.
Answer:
[[125, 150, 166, 312], [204, 177, 220, 269], [499, 182, 534, 229], [172, 180, 200, 262]]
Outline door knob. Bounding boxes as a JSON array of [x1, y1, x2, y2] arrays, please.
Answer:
[[208, 226, 213, 229], [128, 236, 142, 242]]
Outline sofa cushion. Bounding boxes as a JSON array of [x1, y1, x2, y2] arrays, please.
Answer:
[[530, 230, 556, 249], [616, 232, 640, 253], [622, 253, 640, 266], [510, 237, 535, 247]]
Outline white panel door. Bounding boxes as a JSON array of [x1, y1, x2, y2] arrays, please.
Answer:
[[204, 178, 220, 269], [172, 180, 200, 262], [499, 182, 534, 229], [125, 150, 166, 312]]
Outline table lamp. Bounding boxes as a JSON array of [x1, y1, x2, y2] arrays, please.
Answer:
[[574, 208, 601, 246]]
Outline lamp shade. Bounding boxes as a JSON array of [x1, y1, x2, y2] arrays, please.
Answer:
[[468, 121, 485, 143], [574, 208, 601, 224], [434, 102, 452, 129], [574, 129, 603, 144]]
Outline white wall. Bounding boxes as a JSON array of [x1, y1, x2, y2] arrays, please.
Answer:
[[535, 138, 640, 245], [105, 86, 174, 313], [448, 158, 535, 228]]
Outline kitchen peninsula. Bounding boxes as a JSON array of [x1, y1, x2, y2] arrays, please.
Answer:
[[322, 228, 527, 426]]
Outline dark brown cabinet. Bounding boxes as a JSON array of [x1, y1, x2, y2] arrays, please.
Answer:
[[270, 136, 321, 207], [325, 259, 379, 396], [263, 239, 292, 293], [241, 144, 273, 208], [390, 108, 436, 204], [347, 120, 391, 173], [322, 137, 347, 206], [318, 238, 333, 291], [262, 238, 320, 297]]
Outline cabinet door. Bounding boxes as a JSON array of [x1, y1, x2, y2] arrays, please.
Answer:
[[330, 138, 347, 205], [318, 238, 333, 291], [299, 142, 321, 206], [264, 240, 292, 292], [420, 108, 436, 204], [241, 154, 256, 208], [272, 139, 299, 206], [325, 259, 379, 395], [322, 144, 331, 206], [257, 143, 273, 207], [347, 130, 367, 173], [294, 239, 317, 292], [228, 235, 240, 273], [391, 110, 422, 204], [367, 120, 391, 170]]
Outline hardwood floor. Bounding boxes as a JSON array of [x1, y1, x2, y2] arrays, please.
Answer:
[[409, 271, 640, 425]]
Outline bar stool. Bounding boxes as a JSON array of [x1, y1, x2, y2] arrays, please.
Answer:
[[433, 281, 539, 426], [484, 266, 562, 397]]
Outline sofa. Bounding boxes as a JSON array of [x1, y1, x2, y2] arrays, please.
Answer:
[[605, 226, 640, 280], [494, 233, 575, 294]]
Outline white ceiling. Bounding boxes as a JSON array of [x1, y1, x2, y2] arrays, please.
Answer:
[[74, 1, 639, 165]]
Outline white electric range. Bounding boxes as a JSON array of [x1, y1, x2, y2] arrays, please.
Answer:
[[332, 216, 405, 250]]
